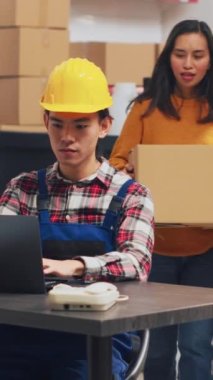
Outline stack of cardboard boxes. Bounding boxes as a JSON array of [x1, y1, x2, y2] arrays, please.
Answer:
[[0, 0, 70, 131], [69, 42, 158, 85]]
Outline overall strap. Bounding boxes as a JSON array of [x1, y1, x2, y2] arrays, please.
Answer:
[[103, 179, 135, 230], [37, 168, 50, 222]]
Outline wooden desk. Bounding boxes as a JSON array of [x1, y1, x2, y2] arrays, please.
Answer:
[[0, 282, 213, 380]]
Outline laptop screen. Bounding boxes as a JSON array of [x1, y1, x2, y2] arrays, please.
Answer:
[[0, 215, 45, 294]]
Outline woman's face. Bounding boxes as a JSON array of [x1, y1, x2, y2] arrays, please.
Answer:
[[170, 32, 210, 98]]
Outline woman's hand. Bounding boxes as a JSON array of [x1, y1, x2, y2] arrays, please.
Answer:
[[123, 163, 135, 178], [43, 258, 85, 278]]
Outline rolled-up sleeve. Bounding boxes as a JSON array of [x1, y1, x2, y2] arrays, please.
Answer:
[[80, 182, 154, 283]]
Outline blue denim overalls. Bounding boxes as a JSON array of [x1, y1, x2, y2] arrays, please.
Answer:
[[38, 168, 134, 379], [0, 169, 135, 380], [37, 168, 133, 261]]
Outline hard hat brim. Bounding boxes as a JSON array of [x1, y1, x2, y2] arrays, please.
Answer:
[[40, 101, 112, 113]]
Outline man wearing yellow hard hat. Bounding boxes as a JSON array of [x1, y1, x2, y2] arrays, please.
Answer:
[[0, 58, 154, 379]]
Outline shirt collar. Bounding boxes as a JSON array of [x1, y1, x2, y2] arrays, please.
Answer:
[[46, 158, 116, 190]]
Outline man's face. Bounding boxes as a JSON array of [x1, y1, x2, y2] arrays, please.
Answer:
[[44, 111, 111, 180]]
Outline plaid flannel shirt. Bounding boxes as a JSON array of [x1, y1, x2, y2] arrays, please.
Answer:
[[0, 159, 154, 282]]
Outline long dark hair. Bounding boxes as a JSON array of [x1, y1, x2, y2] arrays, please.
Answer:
[[130, 19, 213, 123]]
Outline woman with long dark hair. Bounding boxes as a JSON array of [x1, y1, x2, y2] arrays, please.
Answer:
[[110, 19, 213, 380]]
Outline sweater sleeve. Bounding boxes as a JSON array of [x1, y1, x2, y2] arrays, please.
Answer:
[[109, 102, 145, 170]]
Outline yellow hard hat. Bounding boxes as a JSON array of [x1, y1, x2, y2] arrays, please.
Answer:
[[40, 58, 112, 113]]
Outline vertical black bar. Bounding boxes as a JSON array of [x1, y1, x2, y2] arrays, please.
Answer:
[[87, 335, 112, 380]]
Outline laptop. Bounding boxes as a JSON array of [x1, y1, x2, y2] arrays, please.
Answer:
[[0, 215, 82, 294]]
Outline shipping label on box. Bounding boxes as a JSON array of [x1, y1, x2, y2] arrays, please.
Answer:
[[132, 144, 213, 227]]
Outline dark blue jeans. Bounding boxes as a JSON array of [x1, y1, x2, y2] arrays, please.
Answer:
[[0, 329, 129, 380], [0, 357, 126, 380], [144, 248, 213, 380]]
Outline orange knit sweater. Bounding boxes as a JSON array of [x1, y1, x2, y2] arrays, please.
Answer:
[[110, 96, 213, 256]]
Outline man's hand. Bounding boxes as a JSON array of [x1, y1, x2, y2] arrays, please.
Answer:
[[43, 258, 85, 278]]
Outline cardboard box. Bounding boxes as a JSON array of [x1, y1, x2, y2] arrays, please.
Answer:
[[0, 0, 70, 28], [156, 43, 165, 58], [70, 42, 157, 84], [132, 145, 213, 227], [0, 77, 47, 125], [0, 125, 46, 133], [70, 42, 105, 74], [0, 27, 69, 76]]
